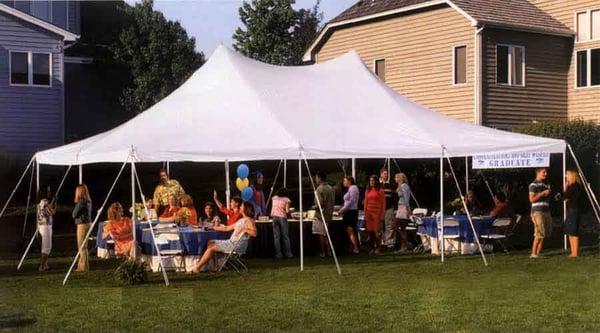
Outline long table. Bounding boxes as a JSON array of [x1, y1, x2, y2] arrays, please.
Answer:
[[419, 215, 495, 255]]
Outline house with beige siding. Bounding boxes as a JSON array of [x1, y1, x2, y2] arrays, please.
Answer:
[[303, 0, 599, 129]]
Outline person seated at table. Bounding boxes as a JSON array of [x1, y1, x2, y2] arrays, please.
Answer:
[[489, 192, 513, 219], [189, 201, 257, 274], [177, 194, 198, 227], [159, 195, 181, 222], [202, 202, 222, 228], [103, 202, 136, 258], [465, 190, 482, 216], [139, 198, 158, 221], [213, 190, 243, 226]]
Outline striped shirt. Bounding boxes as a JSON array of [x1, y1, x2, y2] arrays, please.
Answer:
[[529, 180, 550, 212]]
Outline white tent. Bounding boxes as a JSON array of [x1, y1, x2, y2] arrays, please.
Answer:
[[35, 45, 565, 165], [11, 46, 597, 287]]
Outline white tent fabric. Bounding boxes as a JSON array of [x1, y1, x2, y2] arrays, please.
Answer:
[[36, 45, 565, 165]]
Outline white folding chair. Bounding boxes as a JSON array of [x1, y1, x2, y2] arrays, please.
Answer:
[[155, 232, 185, 272], [481, 217, 512, 253], [216, 234, 250, 274], [441, 216, 460, 254], [412, 216, 430, 253]]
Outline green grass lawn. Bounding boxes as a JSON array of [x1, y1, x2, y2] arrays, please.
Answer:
[[2, 249, 600, 332]]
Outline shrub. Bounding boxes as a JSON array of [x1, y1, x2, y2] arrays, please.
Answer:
[[114, 259, 148, 285]]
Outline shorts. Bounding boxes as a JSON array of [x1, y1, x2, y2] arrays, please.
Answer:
[[342, 210, 358, 229], [531, 211, 552, 239], [564, 208, 580, 236], [312, 217, 326, 236]]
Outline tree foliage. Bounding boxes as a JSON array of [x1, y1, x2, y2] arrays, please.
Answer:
[[233, 0, 323, 65], [112, 0, 205, 114]]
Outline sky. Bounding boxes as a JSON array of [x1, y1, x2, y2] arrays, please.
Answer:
[[125, 0, 357, 56]]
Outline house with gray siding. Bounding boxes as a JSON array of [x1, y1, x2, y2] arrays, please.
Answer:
[[0, 1, 78, 159]]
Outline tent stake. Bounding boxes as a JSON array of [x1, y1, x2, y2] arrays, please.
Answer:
[[302, 152, 342, 275]]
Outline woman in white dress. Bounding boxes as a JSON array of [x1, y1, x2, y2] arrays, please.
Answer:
[[190, 201, 257, 273]]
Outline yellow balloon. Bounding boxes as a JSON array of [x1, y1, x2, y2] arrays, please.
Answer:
[[236, 178, 249, 191]]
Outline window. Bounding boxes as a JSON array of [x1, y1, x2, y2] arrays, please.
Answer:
[[10, 52, 28, 85], [576, 48, 600, 88], [453, 45, 467, 85], [496, 45, 525, 86], [576, 9, 600, 42], [9, 51, 51, 87], [31, 0, 50, 21], [14, 1, 29, 13], [52, 1, 68, 30], [375, 59, 385, 81]]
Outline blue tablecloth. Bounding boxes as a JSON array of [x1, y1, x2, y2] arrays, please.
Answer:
[[96, 221, 230, 256], [140, 227, 231, 255], [96, 221, 156, 250], [420, 215, 494, 242]]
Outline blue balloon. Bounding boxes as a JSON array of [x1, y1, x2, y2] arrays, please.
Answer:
[[237, 164, 250, 179], [241, 187, 253, 201]]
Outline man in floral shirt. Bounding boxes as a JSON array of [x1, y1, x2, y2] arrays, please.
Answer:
[[153, 169, 185, 216]]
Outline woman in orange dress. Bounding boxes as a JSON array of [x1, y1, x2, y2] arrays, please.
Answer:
[[103, 202, 136, 258], [178, 194, 199, 226], [364, 175, 385, 254], [159, 195, 181, 222]]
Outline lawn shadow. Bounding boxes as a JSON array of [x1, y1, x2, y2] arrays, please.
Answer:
[[0, 313, 36, 330]]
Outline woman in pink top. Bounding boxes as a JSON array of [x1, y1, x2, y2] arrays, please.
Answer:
[[271, 187, 293, 259]]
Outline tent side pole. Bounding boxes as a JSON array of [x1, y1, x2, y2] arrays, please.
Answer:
[[225, 160, 231, 209], [351, 158, 356, 178], [298, 159, 303, 271], [0, 156, 35, 220], [562, 151, 567, 252], [444, 150, 488, 266], [265, 160, 283, 210], [63, 156, 130, 286], [18, 165, 72, 270], [567, 144, 600, 224], [78, 165, 82, 184], [21, 161, 35, 238], [302, 154, 341, 275], [440, 152, 445, 263], [131, 161, 137, 259], [465, 156, 469, 194], [283, 159, 287, 188]]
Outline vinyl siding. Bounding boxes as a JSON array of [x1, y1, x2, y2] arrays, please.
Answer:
[[0, 11, 64, 158], [531, 0, 600, 122], [482, 28, 571, 129], [315, 5, 476, 123]]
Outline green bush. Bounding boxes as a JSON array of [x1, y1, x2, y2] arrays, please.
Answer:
[[114, 259, 148, 285]]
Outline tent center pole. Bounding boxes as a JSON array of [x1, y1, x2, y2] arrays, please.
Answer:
[[465, 156, 469, 194], [78, 165, 82, 184], [562, 151, 567, 252], [440, 152, 445, 263], [225, 160, 231, 209], [283, 159, 287, 188], [298, 158, 304, 271], [131, 160, 136, 259], [351, 158, 356, 178]]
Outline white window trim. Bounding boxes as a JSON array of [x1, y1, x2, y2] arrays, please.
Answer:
[[496, 44, 526, 87], [452, 44, 467, 86], [8, 50, 53, 88], [574, 9, 600, 43], [373, 57, 386, 81], [574, 48, 600, 89]]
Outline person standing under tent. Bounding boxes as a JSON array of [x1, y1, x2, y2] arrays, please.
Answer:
[[339, 176, 360, 254], [270, 187, 294, 259], [380, 169, 397, 248], [153, 168, 185, 216], [214, 191, 243, 226], [72, 184, 92, 272], [103, 202, 136, 258], [364, 175, 385, 254], [36, 185, 55, 272], [394, 173, 412, 251], [529, 168, 553, 258], [249, 171, 267, 217], [312, 172, 335, 258], [556, 169, 583, 258]]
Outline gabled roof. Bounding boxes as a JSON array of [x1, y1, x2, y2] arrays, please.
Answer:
[[0, 3, 78, 41], [304, 0, 573, 62]]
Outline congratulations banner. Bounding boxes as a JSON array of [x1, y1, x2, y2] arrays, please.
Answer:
[[472, 152, 550, 169]]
